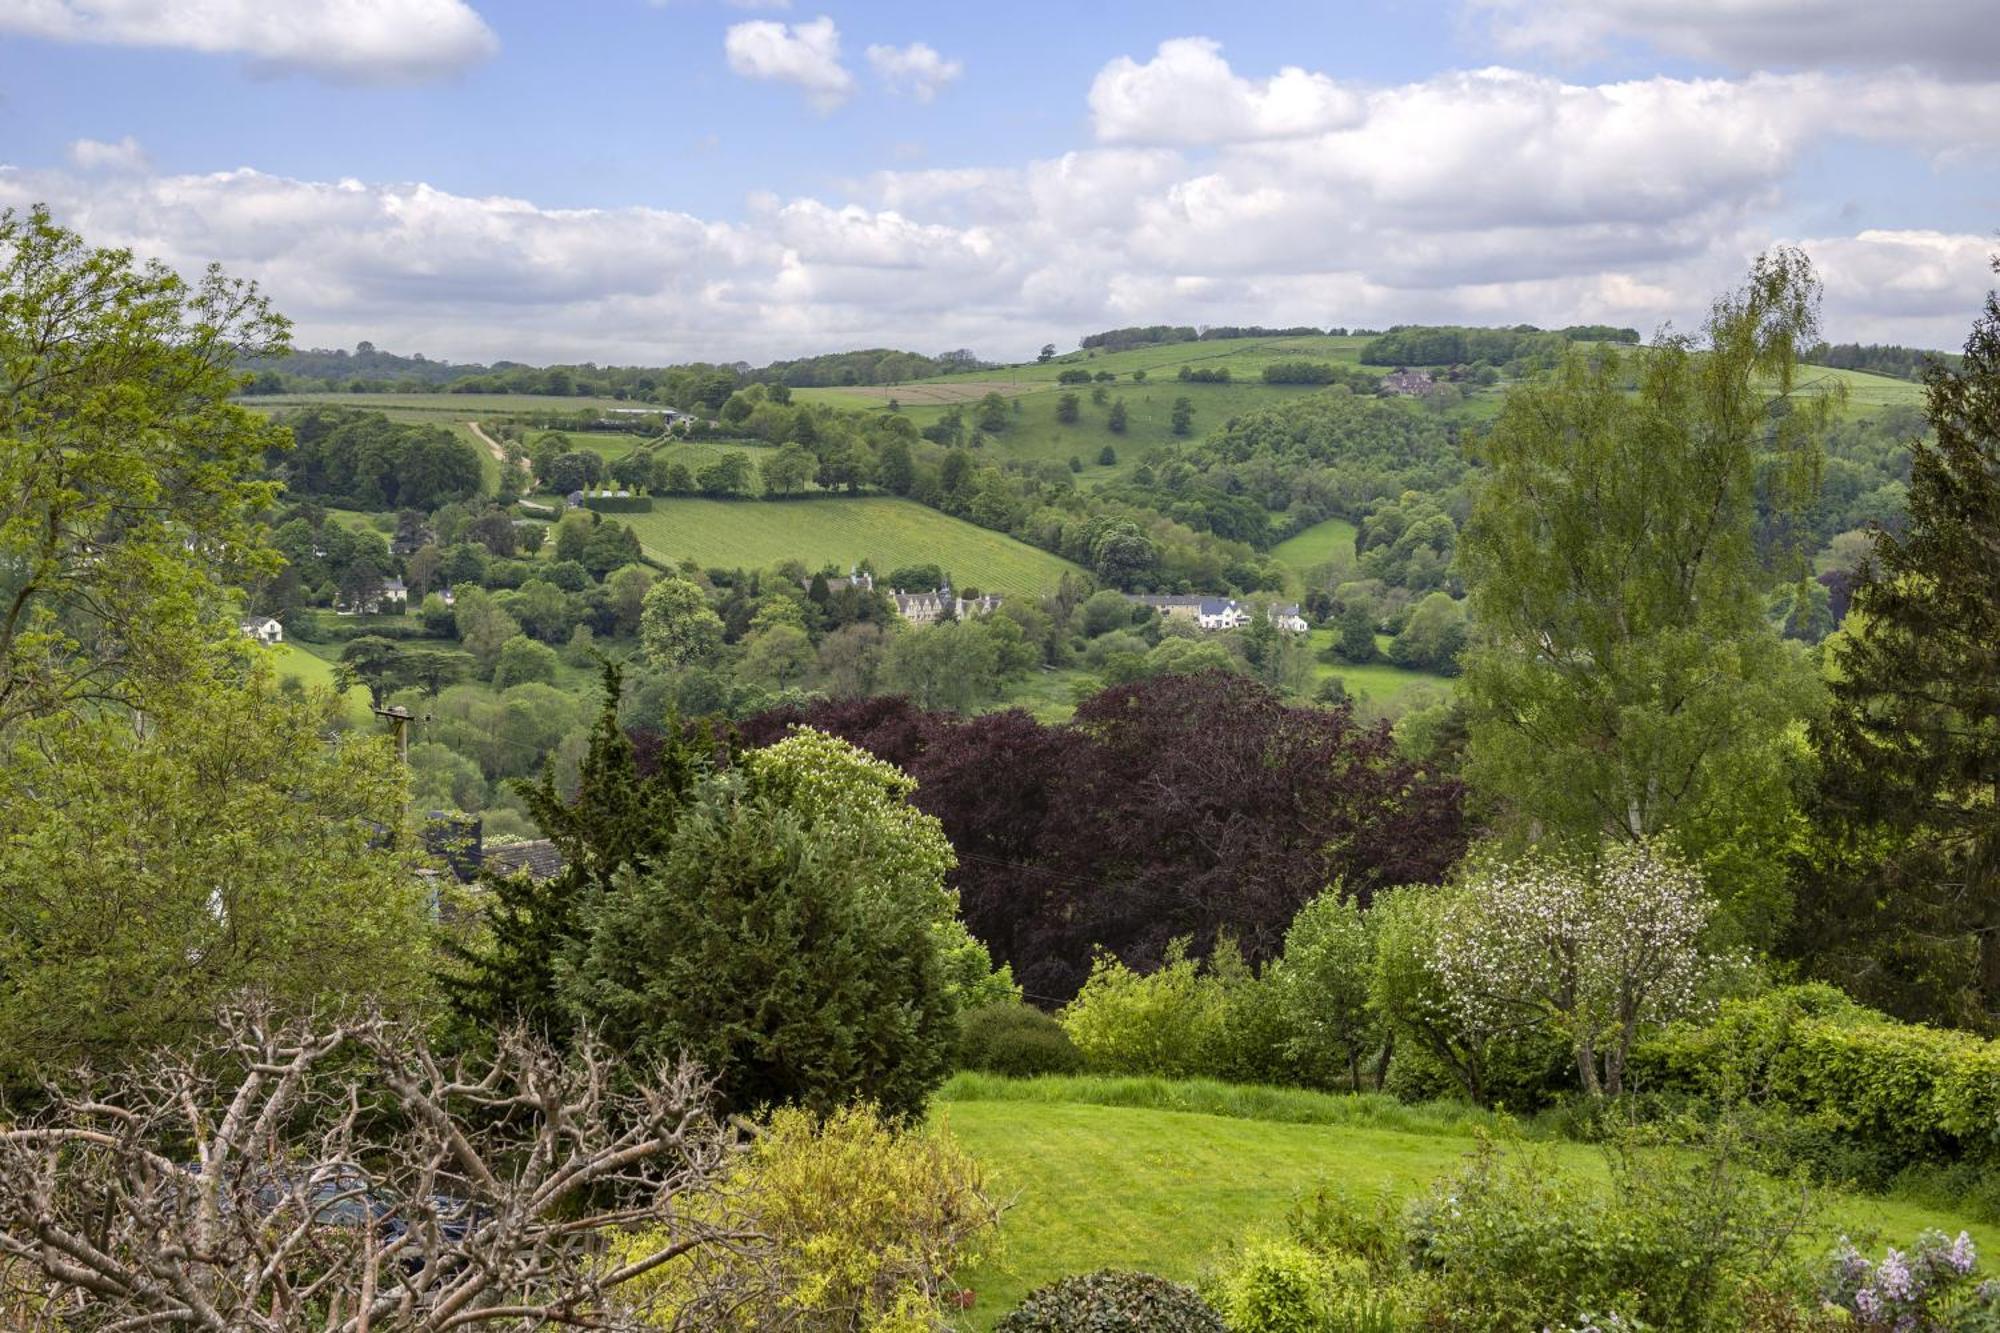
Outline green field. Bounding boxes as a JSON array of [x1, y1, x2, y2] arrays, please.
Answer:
[[937, 1075, 1996, 1330], [1304, 628, 1451, 714], [793, 335, 1473, 479], [559, 432, 780, 472], [1271, 516, 1360, 572], [614, 496, 1081, 596], [1797, 365, 1927, 412], [266, 641, 372, 721]]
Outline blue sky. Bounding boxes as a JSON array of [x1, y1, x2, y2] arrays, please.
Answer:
[[2, 0, 1995, 363]]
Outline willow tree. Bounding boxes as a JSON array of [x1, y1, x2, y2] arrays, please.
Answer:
[[1458, 250, 1835, 945]]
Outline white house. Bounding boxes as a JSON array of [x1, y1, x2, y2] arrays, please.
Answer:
[[1269, 603, 1309, 633], [380, 577, 409, 605], [1195, 598, 1250, 631], [239, 616, 283, 646]]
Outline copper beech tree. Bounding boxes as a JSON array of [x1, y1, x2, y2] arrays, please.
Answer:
[[0, 1000, 756, 1331]]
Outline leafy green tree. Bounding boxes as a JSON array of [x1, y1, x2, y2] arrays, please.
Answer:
[[553, 511, 594, 564], [883, 620, 1002, 711], [1038, 343, 1056, 363], [740, 624, 815, 691], [563, 729, 962, 1117], [696, 450, 755, 497], [1458, 251, 1833, 944], [1333, 602, 1377, 664], [1056, 392, 1081, 424], [1389, 592, 1468, 674], [876, 437, 915, 495], [604, 564, 654, 637], [580, 521, 642, 577], [976, 391, 1009, 434], [1816, 273, 2000, 1021], [760, 442, 816, 496], [1107, 398, 1128, 434], [493, 634, 560, 690], [0, 671, 432, 1082], [1171, 396, 1194, 436], [0, 206, 289, 730], [452, 586, 522, 675], [1098, 444, 1118, 466], [640, 575, 724, 669], [335, 634, 405, 706], [1272, 888, 1378, 1089]]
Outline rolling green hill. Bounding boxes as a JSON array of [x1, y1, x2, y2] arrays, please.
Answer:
[[793, 335, 1477, 479], [614, 495, 1081, 596]]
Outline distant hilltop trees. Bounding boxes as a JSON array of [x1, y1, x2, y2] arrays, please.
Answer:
[[1804, 340, 1962, 381], [237, 342, 989, 397]]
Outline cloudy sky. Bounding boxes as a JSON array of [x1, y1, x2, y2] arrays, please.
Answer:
[[1, 0, 1994, 364]]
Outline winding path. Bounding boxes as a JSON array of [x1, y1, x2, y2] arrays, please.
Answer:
[[466, 420, 531, 479]]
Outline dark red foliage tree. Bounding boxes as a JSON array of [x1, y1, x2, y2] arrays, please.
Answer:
[[742, 672, 1466, 1002]]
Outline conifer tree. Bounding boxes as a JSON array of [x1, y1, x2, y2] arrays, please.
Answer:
[[1815, 269, 2000, 1023], [440, 662, 721, 1039]]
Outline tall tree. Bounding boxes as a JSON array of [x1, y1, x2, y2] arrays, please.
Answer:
[[0, 206, 289, 730], [1458, 251, 1833, 945], [1814, 267, 2000, 1023]]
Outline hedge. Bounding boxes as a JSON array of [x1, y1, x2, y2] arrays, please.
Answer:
[[1629, 984, 2000, 1168]]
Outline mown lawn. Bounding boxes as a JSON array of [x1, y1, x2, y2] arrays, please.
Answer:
[[617, 496, 1081, 596], [935, 1075, 1999, 1331], [267, 641, 373, 722]]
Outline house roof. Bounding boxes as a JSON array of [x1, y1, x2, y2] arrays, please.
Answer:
[[484, 839, 564, 881], [239, 616, 280, 632]]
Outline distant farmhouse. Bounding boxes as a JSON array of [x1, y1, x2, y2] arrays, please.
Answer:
[[1382, 368, 1436, 396], [1128, 595, 1308, 634], [337, 577, 408, 616], [238, 615, 284, 646]]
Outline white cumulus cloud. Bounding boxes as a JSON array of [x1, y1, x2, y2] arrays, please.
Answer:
[[67, 135, 148, 172], [0, 0, 498, 83], [866, 41, 963, 102], [1090, 37, 1364, 144], [724, 15, 853, 112]]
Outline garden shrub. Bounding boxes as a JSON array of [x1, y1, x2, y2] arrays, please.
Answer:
[[956, 1002, 1084, 1077], [1203, 1237, 1365, 1333], [620, 1103, 1000, 1331], [1819, 1229, 2000, 1330], [1400, 1133, 1815, 1332], [994, 1270, 1225, 1333], [1630, 984, 2000, 1179], [1058, 940, 1287, 1083]]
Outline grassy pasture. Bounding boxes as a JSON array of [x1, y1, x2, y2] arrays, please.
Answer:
[[1271, 516, 1360, 572], [937, 1075, 1998, 1330], [266, 642, 372, 722], [611, 496, 1081, 596]]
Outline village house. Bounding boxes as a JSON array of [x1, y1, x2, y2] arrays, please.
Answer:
[[1382, 368, 1436, 396], [238, 615, 283, 646], [892, 585, 1003, 625], [800, 567, 876, 596], [1126, 593, 1310, 634]]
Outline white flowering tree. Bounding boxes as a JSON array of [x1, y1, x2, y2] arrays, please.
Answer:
[[1433, 842, 1716, 1097]]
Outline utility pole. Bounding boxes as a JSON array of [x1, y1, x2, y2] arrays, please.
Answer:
[[371, 704, 413, 764]]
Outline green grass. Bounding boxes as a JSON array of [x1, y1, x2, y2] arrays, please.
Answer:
[[266, 641, 372, 722], [936, 1078, 2000, 1330], [1271, 517, 1359, 573], [1305, 628, 1451, 714], [614, 496, 1081, 596]]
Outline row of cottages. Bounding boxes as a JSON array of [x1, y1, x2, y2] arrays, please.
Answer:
[[892, 586, 1003, 625], [801, 569, 1004, 626], [1127, 594, 1309, 634]]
